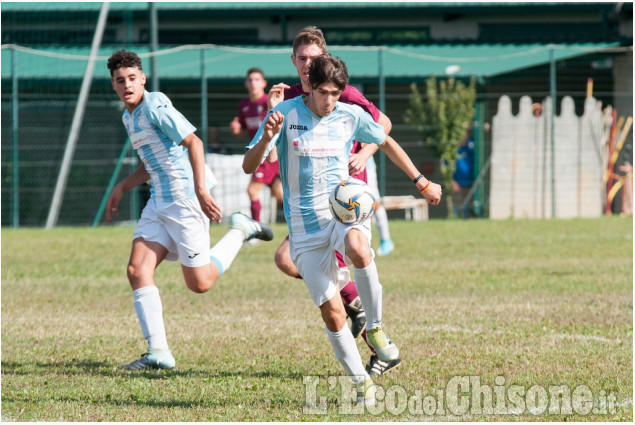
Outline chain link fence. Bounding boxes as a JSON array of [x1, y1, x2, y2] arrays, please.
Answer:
[[1, 43, 632, 226]]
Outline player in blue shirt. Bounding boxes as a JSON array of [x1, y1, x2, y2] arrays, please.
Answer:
[[243, 56, 442, 405], [106, 50, 274, 371]]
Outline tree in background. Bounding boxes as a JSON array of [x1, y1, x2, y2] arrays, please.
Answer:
[[405, 76, 476, 217]]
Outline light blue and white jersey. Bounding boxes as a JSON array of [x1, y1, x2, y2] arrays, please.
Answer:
[[366, 154, 377, 171], [122, 91, 197, 203], [248, 96, 385, 236]]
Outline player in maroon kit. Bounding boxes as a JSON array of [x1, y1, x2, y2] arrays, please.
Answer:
[[230, 67, 282, 221], [267, 27, 400, 377]]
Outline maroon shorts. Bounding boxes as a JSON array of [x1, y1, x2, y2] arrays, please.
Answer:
[[251, 160, 280, 186], [335, 250, 347, 268], [350, 168, 367, 183]]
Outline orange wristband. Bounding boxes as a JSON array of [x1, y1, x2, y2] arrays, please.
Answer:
[[420, 181, 430, 194]]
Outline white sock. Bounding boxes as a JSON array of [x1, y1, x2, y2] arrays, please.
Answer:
[[374, 206, 391, 242], [133, 286, 169, 351], [353, 262, 383, 330], [209, 229, 244, 276], [325, 324, 369, 384]]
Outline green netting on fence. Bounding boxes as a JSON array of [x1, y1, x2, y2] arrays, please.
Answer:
[[1, 42, 632, 226]]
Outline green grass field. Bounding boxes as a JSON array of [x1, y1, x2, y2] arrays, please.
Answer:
[[1, 217, 632, 421]]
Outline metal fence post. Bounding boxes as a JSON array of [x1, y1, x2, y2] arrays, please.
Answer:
[[11, 47, 19, 228], [378, 46, 386, 197], [201, 47, 208, 151], [549, 47, 556, 218], [92, 140, 131, 227], [473, 100, 486, 217], [46, 2, 110, 228], [149, 2, 159, 92]]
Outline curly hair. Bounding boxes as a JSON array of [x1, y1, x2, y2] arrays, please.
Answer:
[[308, 56, 348, 91], [107, 50, 142, 77]]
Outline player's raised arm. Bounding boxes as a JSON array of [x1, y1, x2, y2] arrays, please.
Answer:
[[181, 133, 222, 222], [243, 111, 285, 174], [349, 111, 391, 175], [377, 111, 392, 135], [379, 135, 443, 206]]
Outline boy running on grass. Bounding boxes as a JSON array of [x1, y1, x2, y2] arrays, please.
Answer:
[[106, 50, 273, 370], [243, 55, 441, 404], [267, 25, 397, 376]]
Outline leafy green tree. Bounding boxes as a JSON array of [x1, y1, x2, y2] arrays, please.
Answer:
[[405, 76, 477, 217]]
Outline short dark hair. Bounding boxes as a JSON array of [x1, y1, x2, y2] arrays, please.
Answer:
[[246, 67, 265, 79], [308, 56, 348, 91], [107, 50, 142, 77], [292, 26, 327, 55]]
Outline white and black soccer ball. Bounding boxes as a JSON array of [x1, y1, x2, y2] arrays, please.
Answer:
[[329, 178, 377, 224]]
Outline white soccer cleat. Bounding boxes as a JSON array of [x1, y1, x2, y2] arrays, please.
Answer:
[[119, 349, 175, 370], [229, 212, 274, 242]]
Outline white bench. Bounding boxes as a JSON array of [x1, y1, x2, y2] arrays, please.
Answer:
[[381, 195, 429, 221]]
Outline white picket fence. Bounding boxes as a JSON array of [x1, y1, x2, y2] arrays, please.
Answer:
[[490, 95, 611, 219]]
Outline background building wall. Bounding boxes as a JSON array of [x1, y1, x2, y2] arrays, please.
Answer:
[[1, 2, 632, 226]]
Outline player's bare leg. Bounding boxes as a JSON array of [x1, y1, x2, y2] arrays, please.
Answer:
[[275, 236, 369, 337], [274, 236, 302, 278], [181, 263, 220, 293], [270, 177, 284, 203]]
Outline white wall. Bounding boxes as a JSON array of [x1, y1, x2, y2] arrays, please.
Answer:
[[490, 95, 608, 219]]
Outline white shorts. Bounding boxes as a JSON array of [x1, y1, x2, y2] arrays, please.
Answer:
[[133, 197, 211, 268], [290, 219, 372, 307]]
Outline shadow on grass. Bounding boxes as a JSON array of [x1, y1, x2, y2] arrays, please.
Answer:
[[2, 393, 305, 413], [1, 395, 220, 409], [2, 359, 112, 376], [1, 359, 306, 380]]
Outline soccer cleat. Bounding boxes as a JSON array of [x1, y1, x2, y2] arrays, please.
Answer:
[[119, 349, 175, 370], [376, 239, 394, 256], [345, 296, 366, 338], [366, 326, 400, 362], [356, 378, 377, 407], [229, 212, 274, 242], [366, 354, 401, 378]]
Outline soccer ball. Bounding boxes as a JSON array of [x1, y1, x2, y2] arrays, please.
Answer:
[[329, 178, 377, 224]]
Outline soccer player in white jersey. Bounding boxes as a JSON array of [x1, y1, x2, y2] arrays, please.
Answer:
[[243, 56, 442, 405], [267, 26, 396, 377], [105, 50, 274, 371]]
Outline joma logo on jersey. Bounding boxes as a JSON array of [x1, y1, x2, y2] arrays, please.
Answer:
[[289, 124, 308, 130]]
